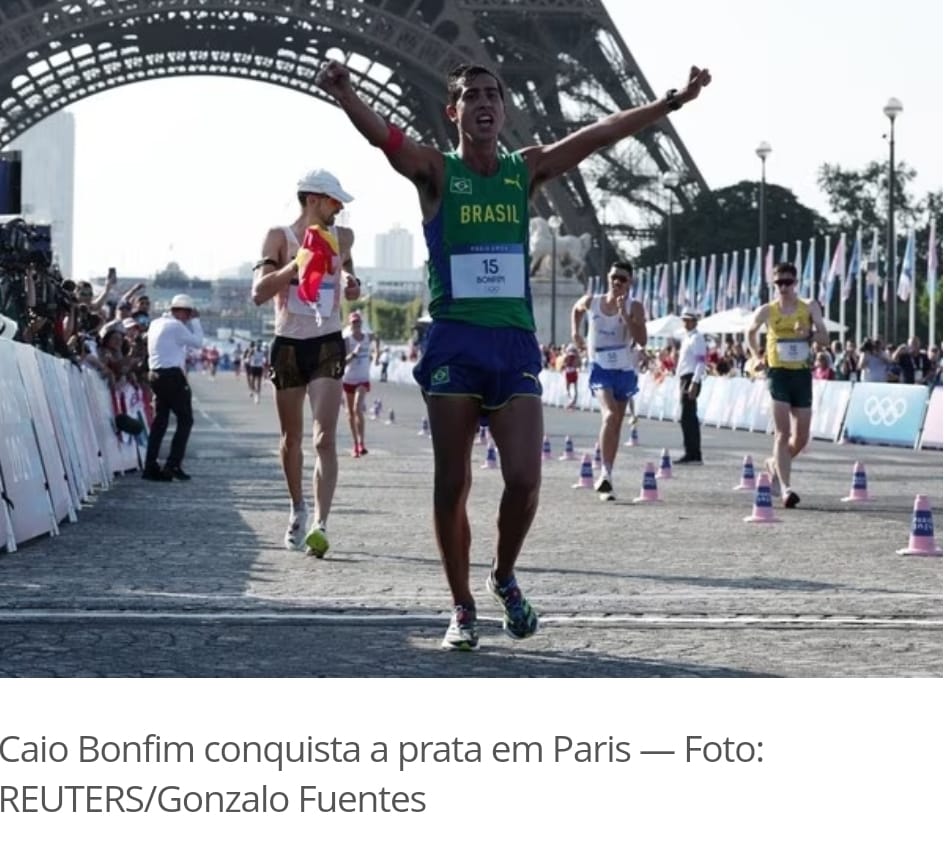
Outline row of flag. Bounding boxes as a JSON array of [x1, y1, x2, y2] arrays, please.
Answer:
[[604, 221, 940, 320]]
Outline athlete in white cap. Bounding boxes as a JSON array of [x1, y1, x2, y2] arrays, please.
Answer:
[[251, 170, 361, 556]]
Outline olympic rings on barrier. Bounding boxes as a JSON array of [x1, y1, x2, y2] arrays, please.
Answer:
[[863, 395, 907, 427]]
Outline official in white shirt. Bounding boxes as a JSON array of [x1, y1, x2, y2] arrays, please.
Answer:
[[675, 309, 707, 463], [142, 293, 204, 481]]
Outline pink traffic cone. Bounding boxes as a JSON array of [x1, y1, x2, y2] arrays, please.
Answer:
[[632, 462, 662, 504], [418, 417, 430, 437], [733, 455, 756, 491], [624, 425, 639, 447], [744, 473, 779, 523], [481, 441, 499, 470], [896, 495, 943, 556], [541, 435, 552, 461], [572, 454, 594, 489], [385, 408, 395, 425], [657, 448, 673, 479], [840, 461, 872, 503], [559, 435, 577, 461], [593, 442, 603, 472]]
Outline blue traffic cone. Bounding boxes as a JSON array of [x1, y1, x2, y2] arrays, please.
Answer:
[[541, 435, 552, 461], [733, 455, 755, 491], [572, 454, 595, 488], [559, 435, 576, 461]]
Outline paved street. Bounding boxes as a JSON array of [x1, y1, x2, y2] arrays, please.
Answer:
[[0, 372, 941, 676]]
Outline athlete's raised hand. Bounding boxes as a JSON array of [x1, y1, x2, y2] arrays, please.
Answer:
[[679, 66, 712, 104], [316, 60, 353, 99]]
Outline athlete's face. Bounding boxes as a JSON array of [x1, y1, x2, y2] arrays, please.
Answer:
[[608, 268, 631, 297], [306, 193, 344, 225], [774, 273, 796, 297], [448, 73, 505, 143]]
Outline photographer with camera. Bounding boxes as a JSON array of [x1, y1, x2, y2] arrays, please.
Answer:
[[857, 337, 891, 383]]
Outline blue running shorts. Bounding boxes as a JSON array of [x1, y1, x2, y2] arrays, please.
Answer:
[[588, 364, 639, 402], [413, 319, 543, 411]]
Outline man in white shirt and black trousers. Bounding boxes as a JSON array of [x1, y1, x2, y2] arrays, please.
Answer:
[[142, 293, 203, 481], [675, 309, 707, 464]]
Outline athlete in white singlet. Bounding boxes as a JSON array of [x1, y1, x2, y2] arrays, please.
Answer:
[[251, 169, 361, 557]]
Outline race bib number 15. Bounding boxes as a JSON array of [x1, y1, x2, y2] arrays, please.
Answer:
[[450, 244, 525, 299]]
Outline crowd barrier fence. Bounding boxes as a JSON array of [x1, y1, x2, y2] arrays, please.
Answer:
[[2, 340, 940, 552], [372, 359, 942, 453], [0, 338, 143, 553]]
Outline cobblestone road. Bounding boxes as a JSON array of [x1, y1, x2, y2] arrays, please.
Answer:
[[0, 373, 941, 676]]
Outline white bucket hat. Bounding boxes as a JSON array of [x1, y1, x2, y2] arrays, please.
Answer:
[[296, 169, 354, 203], [170, 294, 195, 310]]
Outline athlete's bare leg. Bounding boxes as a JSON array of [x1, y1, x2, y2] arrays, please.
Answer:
[[274, 386, 307, 507], [307, 377, 342, 526], [595, 387, 624, 475], [427, 395, 481, 605], [488, 395, 543, 586]]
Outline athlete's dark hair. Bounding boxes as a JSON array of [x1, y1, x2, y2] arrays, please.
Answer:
[[611, 260, 634, 276], [774, 262, 797, 279], [447, 63, 505, 105]]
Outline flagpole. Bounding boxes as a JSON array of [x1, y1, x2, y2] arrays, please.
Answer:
[[855, 266, 863, 345], [837, 233, 846, 344], [929, 276, 937, 350], [909, 282, 916, 341], [872, 285, 879, 340], [839, 271, 845, 344]]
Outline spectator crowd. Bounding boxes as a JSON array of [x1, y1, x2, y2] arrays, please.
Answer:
[[542, 333, 943, 389]]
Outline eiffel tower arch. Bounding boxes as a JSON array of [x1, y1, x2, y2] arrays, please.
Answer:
[[0, 0, 708, 275]]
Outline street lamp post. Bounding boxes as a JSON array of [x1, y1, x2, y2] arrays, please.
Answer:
[[755, 141, 772, 300], [548, 215, 561, 345], [883, 97, 902, 346], [662, 172, 679, 309]]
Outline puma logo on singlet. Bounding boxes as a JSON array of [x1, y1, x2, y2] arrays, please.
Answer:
[[503, 175, 522, 190]]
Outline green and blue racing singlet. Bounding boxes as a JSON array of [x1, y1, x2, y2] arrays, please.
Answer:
[[423, 151, 534, 330]]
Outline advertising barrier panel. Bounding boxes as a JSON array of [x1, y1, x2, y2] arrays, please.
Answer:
[[39, 357, 89, 504], [842, 382, 929, 447], [725, 378, 754, 430], [0, 339, 58, 544], [14, 345, 75, 523], [810, 380, 853, 442], [919, 387, 943, 449]]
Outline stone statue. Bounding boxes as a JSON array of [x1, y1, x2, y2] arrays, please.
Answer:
[[528, 217, 592, 281]]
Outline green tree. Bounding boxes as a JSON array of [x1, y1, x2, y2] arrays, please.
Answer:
[[816, 160, 926, 233], [343, 295, 424, 341], [635, 181, 827, 269]]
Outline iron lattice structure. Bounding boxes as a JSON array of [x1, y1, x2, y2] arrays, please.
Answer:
[[0, 0, 708, 274]]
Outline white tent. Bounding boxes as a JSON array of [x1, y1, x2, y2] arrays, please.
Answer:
[[697, 307, 755, 335], [646, 313, 684, 338], [687, 306, 848, 337]]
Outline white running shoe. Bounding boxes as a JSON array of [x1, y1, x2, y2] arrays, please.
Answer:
[[284, 507, 307, 550], [305, 524, 329, 558], [594, 475, 613, 495], [441, 605, 480, 651]]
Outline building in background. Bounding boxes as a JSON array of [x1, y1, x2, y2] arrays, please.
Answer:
[[3, 111, 76, 276], [374, 224, 413, 270]]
